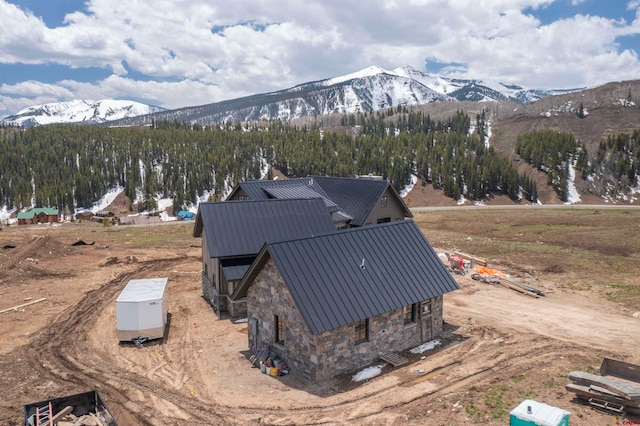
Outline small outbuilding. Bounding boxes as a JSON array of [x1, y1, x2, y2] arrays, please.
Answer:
[[116, 278, 169, 343], [75, 211, 95, 222]]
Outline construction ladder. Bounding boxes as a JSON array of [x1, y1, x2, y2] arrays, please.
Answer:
[[35, 402, 53, 426]]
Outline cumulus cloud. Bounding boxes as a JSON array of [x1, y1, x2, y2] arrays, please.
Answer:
[[0, 0, 639, 116]]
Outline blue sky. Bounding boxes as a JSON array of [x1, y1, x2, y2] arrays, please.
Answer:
[[1, 0, 639, 119]]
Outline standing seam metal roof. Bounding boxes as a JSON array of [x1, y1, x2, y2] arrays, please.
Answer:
[[310, 176, 412, 226], [263, 220, 459, 335], [193, 198, 336, 258]]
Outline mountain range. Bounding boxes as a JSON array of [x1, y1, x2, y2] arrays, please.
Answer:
[[1, 66, 580, 127], [1, 99, 166, 128]]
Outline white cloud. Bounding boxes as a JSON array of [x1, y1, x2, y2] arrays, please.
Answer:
[[0, 0, 639, 116]]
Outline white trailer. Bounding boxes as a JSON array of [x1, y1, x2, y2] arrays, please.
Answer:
[[116, 278, 169, 343]]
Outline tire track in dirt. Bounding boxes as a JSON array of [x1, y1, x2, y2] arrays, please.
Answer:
[[24, 258, 228, 425], [20, 257, 603, 425]]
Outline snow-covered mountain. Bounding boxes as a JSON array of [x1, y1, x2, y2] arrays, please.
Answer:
[[392, 65, 579, 103], [2, 66, 580, 127], [103, 65, 578, 125], [1, 100, 166, 128]]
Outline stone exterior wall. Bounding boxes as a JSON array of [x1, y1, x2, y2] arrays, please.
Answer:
[[313, 294, 444, 380], [247, 257, 446, 381], [247, 258, 315, 376]]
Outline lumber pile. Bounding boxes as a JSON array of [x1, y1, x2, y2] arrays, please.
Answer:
[[502, 278, 545, 297], [453, 251, 488, 267], [566, 358, 640, 415], [49, 409, 106, 425]]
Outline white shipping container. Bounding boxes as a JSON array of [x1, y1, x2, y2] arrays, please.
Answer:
[[116, 278, 169, 343]]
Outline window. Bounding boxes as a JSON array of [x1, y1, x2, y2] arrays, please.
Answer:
[[238, 194, 249, 201], [422, 300, 432, 316], [275, 315, 285, 345], [377, 217, 391, 224], [404, 303, 417, 325], [380, 196, 388, 208], [354, 318, 369, 344]]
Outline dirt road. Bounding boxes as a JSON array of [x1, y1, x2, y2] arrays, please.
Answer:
[[1, 223, 638, 425]]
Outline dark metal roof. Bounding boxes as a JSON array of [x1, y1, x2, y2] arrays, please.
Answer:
[[192, 198, 336, 258], [310, 176, 412, 226], [231, 178, 330, 201], [221, 258, 254, 281], [262, 184, 340, 212], [239, 220, 459, 335]]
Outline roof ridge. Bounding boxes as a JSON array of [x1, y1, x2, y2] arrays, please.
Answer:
[[268, 219, 413, 246], [203, 197, 323, 205]]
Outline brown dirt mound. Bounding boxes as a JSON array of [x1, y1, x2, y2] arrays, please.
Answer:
[[0, 235, 76, 282]]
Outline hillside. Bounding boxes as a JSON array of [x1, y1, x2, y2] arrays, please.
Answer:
[[1, 79, 639, 219]]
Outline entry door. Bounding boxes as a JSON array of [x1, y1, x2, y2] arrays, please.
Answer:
[[421, 301, 433, 341]]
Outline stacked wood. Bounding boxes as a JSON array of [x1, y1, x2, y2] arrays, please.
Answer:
[[55, 411, 105, 425], [453, 251, 488, 266], [566, 359, 640, 415]]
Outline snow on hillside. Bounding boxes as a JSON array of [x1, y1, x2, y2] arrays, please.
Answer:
[[323, 65, 393, 86], [393, 65, 460, 94], [3, 99, 164, 127]]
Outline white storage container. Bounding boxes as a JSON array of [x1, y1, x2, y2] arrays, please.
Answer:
[[116, 278, 169, 343]]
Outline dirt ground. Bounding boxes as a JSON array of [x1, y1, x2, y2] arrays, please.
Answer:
[[2, 204, 640, 425]]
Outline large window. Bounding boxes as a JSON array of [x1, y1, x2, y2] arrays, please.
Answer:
[[404, 303, 417, 325], [355, 319, 369, 344], [275, 315, 285, 345]]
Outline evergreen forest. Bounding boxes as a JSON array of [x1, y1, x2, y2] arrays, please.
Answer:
[[516, 129, 640, 202], [0, 110, 540, 214]]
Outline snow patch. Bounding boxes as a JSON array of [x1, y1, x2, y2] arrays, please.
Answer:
[[0, 206, 17, 226], [399, 174, 418, 198], [564, 161, 582, 204], [351, 364, 385, 382], [410, 339, 441, 354], [84, 186, 124, 213]]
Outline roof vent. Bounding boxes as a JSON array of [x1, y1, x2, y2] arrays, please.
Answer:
[[360, 258, 365, 269]]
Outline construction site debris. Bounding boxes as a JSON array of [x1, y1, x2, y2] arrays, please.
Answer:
[[470, 264, 545, 298], [71, 240, 95, 246], [0, 298, 47, 314], [503, 278, 545, 297], [23, 390, 117, 426], [454, 251, 488, 267], [566, 358, 640, 415], [448, 255, 465, 275]]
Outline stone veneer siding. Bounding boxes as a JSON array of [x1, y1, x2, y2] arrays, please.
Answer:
[[247, 258, 446, 381]]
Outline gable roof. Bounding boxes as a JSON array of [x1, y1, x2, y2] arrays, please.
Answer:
[[235, 220, 459, 335], [193, 198, 336, 258], [310, 176, 412, 226], [227, 175, 412, 226], [17, 208, 59, 219]]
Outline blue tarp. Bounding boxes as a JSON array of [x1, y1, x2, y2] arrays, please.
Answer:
[[178, 211, 195, 220]]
